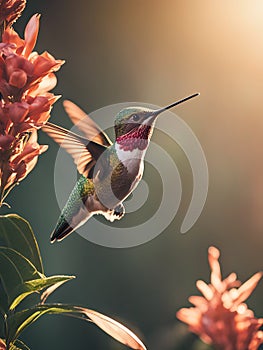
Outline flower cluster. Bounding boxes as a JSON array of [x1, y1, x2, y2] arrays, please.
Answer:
[[0, 0, 26, 29], [177, 246, 263, 350], [0, 2, 64, 205]]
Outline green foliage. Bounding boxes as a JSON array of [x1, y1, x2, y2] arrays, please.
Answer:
[[0, 247, 42, 311], [9, 340, 30, 350], [0, 215, 43, 273], [0, 214, 146, 350], [7, 304, 146, 348]]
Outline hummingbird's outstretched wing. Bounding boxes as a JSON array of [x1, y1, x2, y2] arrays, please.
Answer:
[[42, 122, 107, 178], [63, 100, 112, 147]]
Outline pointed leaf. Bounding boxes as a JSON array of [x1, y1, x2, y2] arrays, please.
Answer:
[[7, 304, 147, 350], [40, 276, 75, 304], [10, 339, 30, 350], [0, 247, 42, 311], [80, 308, 147, 350], [10, 275, 75, 310], [0, 281, 8, 315], [0, 215, 43, 273], [7, 305, 73, 343]]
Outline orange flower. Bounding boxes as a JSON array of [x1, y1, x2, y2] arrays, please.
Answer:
[[0, 0, 26, 29], [0, 14, 64, 106], [0, 130, 47, 202], [0, 13, 64, 205], [177, 246, 263, 350]]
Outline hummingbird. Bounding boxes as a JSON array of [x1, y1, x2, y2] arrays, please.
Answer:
[[43, 93, 199, 242]]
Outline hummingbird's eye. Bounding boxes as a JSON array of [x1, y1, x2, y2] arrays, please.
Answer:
[[132, 114, 140, 122]]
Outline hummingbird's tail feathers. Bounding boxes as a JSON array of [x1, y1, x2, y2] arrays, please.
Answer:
[[63, 100, 113, 147], [50, 176, 95, 243], [50, 221, 74, 243], [42, 122, 107, 178]]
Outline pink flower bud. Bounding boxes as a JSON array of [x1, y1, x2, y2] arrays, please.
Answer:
[[33, 55, 58, 76], [8, 101, 29, 123], [9, 68, 27, 88], [14, 160, 26, 182], [28, 96, 50, 119], [0, 135, 15, 150], [5, 55, 34, 78]]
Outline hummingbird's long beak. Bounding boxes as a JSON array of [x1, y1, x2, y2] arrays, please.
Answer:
[[153, 92, 200, 117]]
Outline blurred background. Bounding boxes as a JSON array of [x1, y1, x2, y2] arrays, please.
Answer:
[[2, 0, 263, 348]]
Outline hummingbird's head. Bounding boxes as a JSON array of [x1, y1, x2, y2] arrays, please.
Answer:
[[114, 93, 200, 152], [114, 106, 155, 139]]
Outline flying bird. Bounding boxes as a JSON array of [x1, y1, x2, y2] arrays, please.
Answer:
[[43, 93, 199, 242]]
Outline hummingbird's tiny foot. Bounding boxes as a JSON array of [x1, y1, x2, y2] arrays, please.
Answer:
[[113, 203, 125, 220]]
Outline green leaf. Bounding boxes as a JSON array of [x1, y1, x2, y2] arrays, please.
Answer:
[[0, 247, 42, 311], [0, 214, 43, 273], [6, 304, 73, 343], [39, 276, 75, 304], [0, 280, 8, 315], [11, 275, 75, 310], [0, 247, 74, 310], [7, 304, 147, 350], [9, 339, 30, 350]]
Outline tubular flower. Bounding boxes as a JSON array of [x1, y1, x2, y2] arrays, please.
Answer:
[[0, 0, 26, 29], [0, 14, 64, 107], [0, 129, 47, 198], [177, 246, 263, 350], [0, 14, 64, 205]]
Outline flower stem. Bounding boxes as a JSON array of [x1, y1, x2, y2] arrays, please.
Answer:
[[0, 183, 18, 207]]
